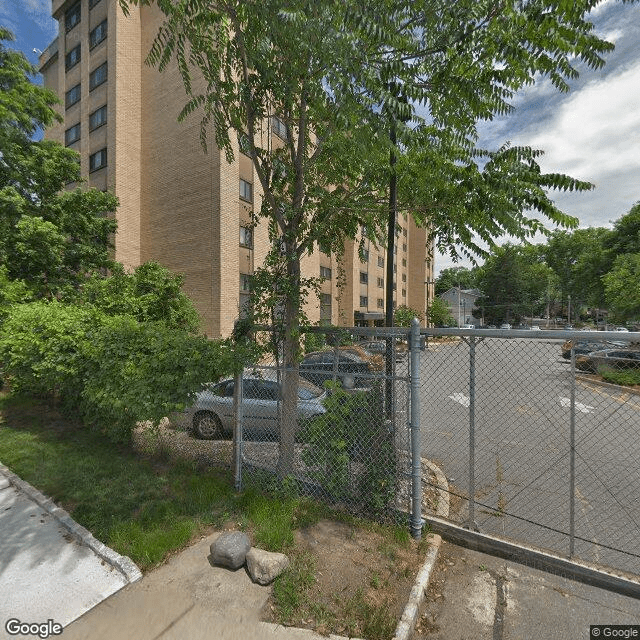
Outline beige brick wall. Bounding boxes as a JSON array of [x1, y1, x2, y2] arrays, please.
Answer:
[[41, 0, 436, 337]]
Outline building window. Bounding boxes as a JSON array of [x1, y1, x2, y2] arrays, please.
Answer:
[[403, 228, 407, 237], [403, 243, 407, 252], [393, 263, 397, 272], [89, 0, 102, 9], [65, 44, 81, 71], [320, 293, 332, 321], [65, 1, 81, 32], [239, 178, 252, 202], [402, 288, 406, 297], [359, 296, 368, 308], [402, 258, 407, 267], [240, 273, 252, 292], [272, 116, 287, 140], [377, 256, 384, 268], [320, 266, 332, 280], [89, 20, 107, 49], [89, 105, 107, 131], [240, 226, 253, 248], [377, 277, 384, 288], [89, 62, 107, 90], [239, 293, 251, 318], [64, 123, 81, 146], [393, 283, 397, 291], [377, 298, 384, 308], [89, 147, 107, 172], [65, 84, 81, 109], [360, 272, 368, 284], [402, 273, 407, 282], [362, 249, 369, 262]]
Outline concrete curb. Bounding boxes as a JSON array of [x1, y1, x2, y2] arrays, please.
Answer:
[[575, 375, 640, 397], [393, 459, 450, 640], [0, 461, 142, 584]]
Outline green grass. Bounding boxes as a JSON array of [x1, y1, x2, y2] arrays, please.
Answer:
[[271, 551, 316, 622], [0, 392, 322, 571], [598, 367, 640, 386]]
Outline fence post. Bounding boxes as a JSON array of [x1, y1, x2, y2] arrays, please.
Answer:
[[468, 336, 476, 530], [570, 346, 576, 557], [233, 369, 244, 492], [410, 317, 422, 539]]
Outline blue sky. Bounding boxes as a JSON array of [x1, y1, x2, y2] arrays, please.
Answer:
[[2, 0, 639, 275]]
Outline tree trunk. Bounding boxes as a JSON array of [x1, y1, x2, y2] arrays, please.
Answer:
[[277, 251, 301, 479]]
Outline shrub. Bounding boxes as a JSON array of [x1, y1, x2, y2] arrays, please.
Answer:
[[80, 316, 237, 442], [0, 301, 102, 406], [0, 301, 242, 443], [598, 366, 640, 387], [301, 383, 396, 515]]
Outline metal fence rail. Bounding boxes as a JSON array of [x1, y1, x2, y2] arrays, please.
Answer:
[[418, 328, 640, 581]]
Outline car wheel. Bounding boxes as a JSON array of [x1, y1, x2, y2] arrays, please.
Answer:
[[193, 411, 223, 440]]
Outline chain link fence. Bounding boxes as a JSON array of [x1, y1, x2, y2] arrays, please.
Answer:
[[419, 327, 640, 580], [232, 325, 419, 526]]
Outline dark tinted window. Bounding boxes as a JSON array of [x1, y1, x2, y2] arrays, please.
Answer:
[[65, 2, 81, 32], [65, 44, 81, 71], [65, 123, 80, 146], [89, 105, 107, 130], [89, 20, 107, 49], [65, 84, 81, 109], [89, 62, 107, 90], [89, 148, 107, 172]]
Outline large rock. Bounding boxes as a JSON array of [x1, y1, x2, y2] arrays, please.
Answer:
[[210, 532, 251, 570], [246, 548, 290, 585]]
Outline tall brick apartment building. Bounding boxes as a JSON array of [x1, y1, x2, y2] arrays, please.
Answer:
[[39, 0, 435, 337]]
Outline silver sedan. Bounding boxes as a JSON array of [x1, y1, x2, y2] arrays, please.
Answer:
[[185, 370, 327, 440]]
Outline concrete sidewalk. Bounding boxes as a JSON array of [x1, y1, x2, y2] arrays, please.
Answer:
[[412, 540, 640, 640], [62, 532, 333, 640], [0, 468, 140, 636]]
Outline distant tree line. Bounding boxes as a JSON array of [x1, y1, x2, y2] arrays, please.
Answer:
[[435, 201, 640, 325]]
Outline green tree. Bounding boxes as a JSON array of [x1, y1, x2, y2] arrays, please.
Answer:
[[604, 202, 640, 256], [435, 267, 477, 296], [0, 28, 117, 297], [78, 262, 201, 333], [544, 227, 611, 311], [118, 0, 625, 476], [476, 244, 555, 325], [428, 297, 455, 327], [393, 304, 424, 327], [603, 253, 640, 322]]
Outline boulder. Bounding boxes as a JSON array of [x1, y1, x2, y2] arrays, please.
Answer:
[[210, 532, 251, 570], [246, 548, 290, 585]]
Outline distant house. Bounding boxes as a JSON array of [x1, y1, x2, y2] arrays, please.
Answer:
[[439, 287, 482, 326]]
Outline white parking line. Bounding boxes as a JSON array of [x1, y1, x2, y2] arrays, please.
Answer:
[[449, 393, 470, 407], [559, 397, 595, 414]]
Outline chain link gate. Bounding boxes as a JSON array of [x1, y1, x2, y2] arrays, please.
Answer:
[[418, 327, 640, 598], [228, 324, 425, 533]]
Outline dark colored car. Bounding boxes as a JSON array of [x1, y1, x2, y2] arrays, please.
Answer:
[[299, 348, 381, 390], [561, 339, 627, 360], [575, 349, 640, 373], [358, 340, 407, 362]]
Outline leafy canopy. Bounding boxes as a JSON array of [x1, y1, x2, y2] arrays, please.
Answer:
[[0, 28, 117, 297]]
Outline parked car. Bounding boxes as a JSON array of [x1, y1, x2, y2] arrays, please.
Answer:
[[462, 324, 475, 329], [499, 323, 512, 330], [185, 370, 326, 440], [299, 348, 382, 390], [561, 339, 628, 360], [531, 325, 541, 331], [358, 340, 407, 362], [575, 349, 640, 373]]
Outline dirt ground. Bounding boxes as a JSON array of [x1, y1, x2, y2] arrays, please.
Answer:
[[264, 518, 431, 639]]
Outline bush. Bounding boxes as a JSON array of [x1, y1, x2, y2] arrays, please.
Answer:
[[81, 316, 237, 442], [0, 301, 103, 406], [0, 301, 241, 443], [301, 383, 396, 515]]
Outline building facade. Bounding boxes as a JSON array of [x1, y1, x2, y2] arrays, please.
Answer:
[[439, 287, 482, 327], [40, 0, 434, 337]]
